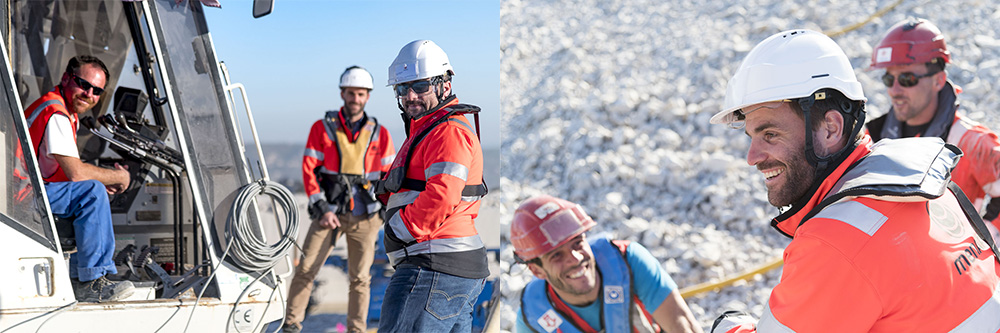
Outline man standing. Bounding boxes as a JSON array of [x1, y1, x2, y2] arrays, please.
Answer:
[[24, 55, 134, 302], [510, 195, 703, 333], [708, 30, 1000, 332], [866, 18, 1000, 232], [377, 39, 489, 332], [283, 66, 395, 333]]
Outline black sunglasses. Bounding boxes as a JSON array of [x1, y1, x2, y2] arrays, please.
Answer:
[[881, 71, 937, 88], [393, 80, 434, 97], [72, 74, 105, 95]]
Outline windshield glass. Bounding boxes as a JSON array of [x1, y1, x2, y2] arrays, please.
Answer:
[[147, 0, 256, 236], [7, 0, 134, 248]]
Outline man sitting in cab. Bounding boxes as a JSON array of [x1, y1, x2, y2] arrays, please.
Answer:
[[23, 55, 133, 302]]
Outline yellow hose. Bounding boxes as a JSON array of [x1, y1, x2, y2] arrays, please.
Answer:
[[680, 257, 784, 298], [824, 0, 905, 38]]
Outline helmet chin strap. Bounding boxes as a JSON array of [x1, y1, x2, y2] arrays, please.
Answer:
[[797, 91, 866, 181], [397, 93, 458, 131]]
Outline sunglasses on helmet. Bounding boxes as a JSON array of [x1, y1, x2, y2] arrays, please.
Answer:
[[881, 71, 937, 88], [393, 80, 434, 97], [72, 74, 105, 95]]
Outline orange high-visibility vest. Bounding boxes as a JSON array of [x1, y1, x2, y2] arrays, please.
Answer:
[[24, 86, 76, 183]]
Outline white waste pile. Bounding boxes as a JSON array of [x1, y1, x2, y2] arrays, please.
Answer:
[[499, 0, 1000, 331]]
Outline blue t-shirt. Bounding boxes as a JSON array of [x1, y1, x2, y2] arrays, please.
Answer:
[[516, 240, 677, 332]]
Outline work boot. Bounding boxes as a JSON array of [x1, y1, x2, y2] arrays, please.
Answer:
[[280, 323, 301, 333], [75, 276, 135, 302]]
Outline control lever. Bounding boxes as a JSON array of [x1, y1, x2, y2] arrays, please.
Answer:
[[116, 113, 140, 135], [87, 114, 184, 169], [98, 114, 119, 128]]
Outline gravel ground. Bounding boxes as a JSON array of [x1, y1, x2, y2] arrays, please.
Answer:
[[499, 0, 1000, 331]]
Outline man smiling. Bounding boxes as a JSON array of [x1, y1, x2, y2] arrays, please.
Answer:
[[511, 195, 701, 333], [377, 39, 489, 332], [708, 29, 1000, 332], [23, 55, 133, 302]]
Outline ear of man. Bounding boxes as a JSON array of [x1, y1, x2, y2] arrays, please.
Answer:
[[527, 262, 547, 280], [813, 109, 845, 157], [933, 71, 947, 93]]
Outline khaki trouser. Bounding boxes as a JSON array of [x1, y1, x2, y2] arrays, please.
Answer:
[[285, 212, 381, 332]]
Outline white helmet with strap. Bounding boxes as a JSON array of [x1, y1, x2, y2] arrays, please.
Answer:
[[387, 39, 455, 86], [712, 29, 869, 196], [711, 29, 866, 126], [340, 66, 374, 90]]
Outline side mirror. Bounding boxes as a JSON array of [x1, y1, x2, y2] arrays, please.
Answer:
[[252, 0, 273, 18]]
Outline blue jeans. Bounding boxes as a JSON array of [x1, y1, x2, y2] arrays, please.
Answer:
[[46, 180, 118, 281], [377, 264, 485, 332]]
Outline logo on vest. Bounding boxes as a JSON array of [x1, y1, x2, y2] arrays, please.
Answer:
[[538, 309, 563, 333], [604, 285, 624, 304]]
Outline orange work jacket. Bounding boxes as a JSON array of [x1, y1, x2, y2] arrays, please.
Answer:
[[724, 137, 1000, 332], [381, 96, 488, 279]]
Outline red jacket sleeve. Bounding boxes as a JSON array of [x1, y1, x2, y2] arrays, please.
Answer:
[[957, 126, 1000, 197], [302, 121, 327, 199], [377, 126, 396, 175]]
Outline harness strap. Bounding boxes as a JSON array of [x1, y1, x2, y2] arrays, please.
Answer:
[[948, 182, 1000, 265], [400, 177, 488, 196], [546, 283, 599, 333]]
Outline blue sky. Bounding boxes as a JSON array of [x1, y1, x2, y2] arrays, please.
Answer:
[[203, 0, 500, 149]]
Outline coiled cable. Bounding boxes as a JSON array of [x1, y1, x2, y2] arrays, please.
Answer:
[[178, 179, 299, 332], [225, 179, 299, 272]]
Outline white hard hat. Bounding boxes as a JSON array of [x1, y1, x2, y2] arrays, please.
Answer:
[[387, 40, 455, 86], [711, 30, 866, 125], [340, 66, 374, 90]]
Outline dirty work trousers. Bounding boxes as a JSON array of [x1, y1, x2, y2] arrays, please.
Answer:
[[46, 180, 118, 282], [285, 212, 381, 332]]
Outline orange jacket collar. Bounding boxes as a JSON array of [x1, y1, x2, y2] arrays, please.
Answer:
[[771, 136, 874, 237]]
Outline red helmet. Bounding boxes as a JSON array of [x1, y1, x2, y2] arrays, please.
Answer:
[[510, 195, 596, 262], [870, 18, 949, 69]]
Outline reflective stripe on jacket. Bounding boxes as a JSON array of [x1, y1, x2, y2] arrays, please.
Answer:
[[382, 97, 488, 279], [520, 238, 658, 333], [728, 137, 1000, 332], [302, 108, 395, 213], [24, 86, 75, 183]]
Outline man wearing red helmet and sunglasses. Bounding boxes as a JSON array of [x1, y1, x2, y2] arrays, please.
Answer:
[[510, 195, 701, 333], [866, 18, 1000, 234]]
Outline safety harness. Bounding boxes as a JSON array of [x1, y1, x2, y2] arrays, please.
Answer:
[[520, 238, 659, 333], [377, 97, 488, 198], [316, 110, 381, 215]]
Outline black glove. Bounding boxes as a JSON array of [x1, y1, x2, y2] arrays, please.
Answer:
[[307, 200, 330, 220], [983, 197, 1000, 222]]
